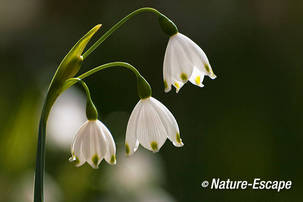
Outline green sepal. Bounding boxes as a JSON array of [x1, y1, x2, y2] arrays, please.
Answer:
[[158, 14, 178, 36], [137, 75, 152, 99]]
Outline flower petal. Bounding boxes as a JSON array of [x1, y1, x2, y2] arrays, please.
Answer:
[[85, 123, 98, 168], [163, 79, 172, 93], [189, 67, 205, 87], [98, 121, 116, 165], [163, 40, 174, 92], [149, 97, 183, 147], [125, 101, 142, 156], [164, 34, 195, 92], [71, 121, 90, 167], [172, 80, 184, 93], [169, 36, 194, 81], [70, 135, 85, 167], [177, 33, 216, 79], [85, 121, 107, 169], [136, 98, 167, 152]]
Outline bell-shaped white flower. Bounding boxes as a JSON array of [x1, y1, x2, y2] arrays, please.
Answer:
[[163, 32, 216, 93], [70, 119, 116, 168], [125, 97, 183, 156]]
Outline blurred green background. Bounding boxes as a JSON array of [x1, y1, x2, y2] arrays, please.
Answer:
[[0, 0, 302, 201]]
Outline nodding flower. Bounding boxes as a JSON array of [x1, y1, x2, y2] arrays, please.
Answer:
[[125, 96, 183, 156], [163, 33, 216, 93]]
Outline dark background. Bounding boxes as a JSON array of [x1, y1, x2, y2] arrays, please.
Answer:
[[0, 0, 302, 201]]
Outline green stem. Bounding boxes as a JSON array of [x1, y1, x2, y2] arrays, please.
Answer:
[[79, 62, 142, 79], [80, 62, 152, 98], [82, 7, 162, 59], [34, 114, 45, 202], [34, 94, 53, 202], [68, 78, 98, 120], [64, 62, 152, 99]]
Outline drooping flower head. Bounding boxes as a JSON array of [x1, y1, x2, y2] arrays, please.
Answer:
[[163, 33, 216, 93], [125, 97, 183, 156], [70, 119, 116, 168], [68, 79, 117, 169]]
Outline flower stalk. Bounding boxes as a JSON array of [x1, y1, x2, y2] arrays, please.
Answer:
[[63, 62, 152, 99], [82, 7, 178, 59], [67, 78, 98, 120]]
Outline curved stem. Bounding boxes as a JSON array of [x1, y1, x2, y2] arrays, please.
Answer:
[[67, 78, 98, 120], [64, 62, 139, 88], [82, 7, 161, 59], [63, 61, 151, 99], [79, 62, 142, 79], [68, 78, 93, 100], [34, 114, 45, 202], [34, 95, 52, 202]]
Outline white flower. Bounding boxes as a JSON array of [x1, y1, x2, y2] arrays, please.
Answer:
[[125, 97, 183, 156], [163, 32, 216, 93], [69, 120, 116, 168]]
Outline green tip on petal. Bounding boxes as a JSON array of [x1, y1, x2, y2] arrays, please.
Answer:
[[92, 154, 99, 168], [164, 80, 168, 90], [151, 141, 158, 152], [180, 73, 188, 82], [69, 155, 80, 166], [74, 157, 80, 165], [203, 63, 216, 79], [176, 132, 182, 144], [204, 63, 211, 73], [125, 143, 130, 155], [110, 155, 116, 164]]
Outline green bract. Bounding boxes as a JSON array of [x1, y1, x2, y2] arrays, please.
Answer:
[[51, 24, 101, 87], [47, 24, 101, 111]]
